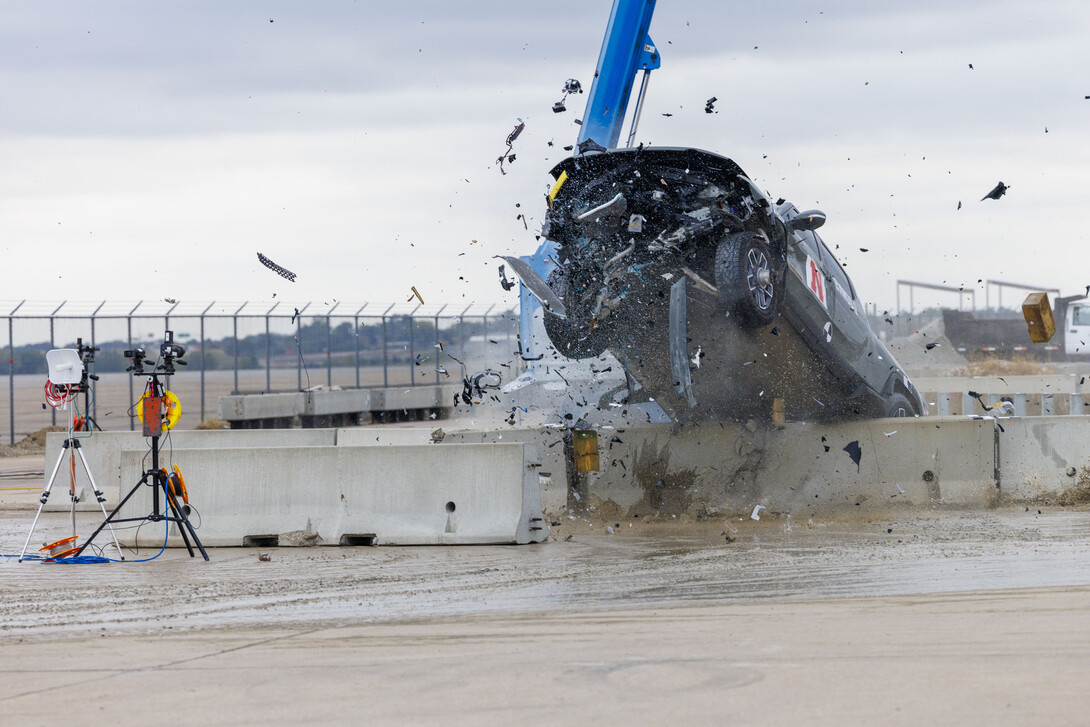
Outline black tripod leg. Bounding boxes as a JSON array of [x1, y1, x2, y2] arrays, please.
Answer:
[[74, 474, 149, 557], [165, 488, 196, 557], [166, 487, 209, 561]]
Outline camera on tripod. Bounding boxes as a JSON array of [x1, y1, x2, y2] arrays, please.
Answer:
[[124, 330, 187, 375], [159, 330, 187, 373]]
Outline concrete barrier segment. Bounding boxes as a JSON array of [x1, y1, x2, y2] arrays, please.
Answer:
[[113, 443, 547, 548], [997, 416, 1090, 503]]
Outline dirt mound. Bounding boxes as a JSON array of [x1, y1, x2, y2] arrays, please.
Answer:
[[952, 356, 1053, 377], [0, 426, 66, 457], [886, 319, 968, 372]]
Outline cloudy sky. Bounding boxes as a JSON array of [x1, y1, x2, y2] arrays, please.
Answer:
[[1, 0, 1087, 318]]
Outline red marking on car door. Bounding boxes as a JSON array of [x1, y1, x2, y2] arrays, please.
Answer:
[[807, 256, 826, 309]]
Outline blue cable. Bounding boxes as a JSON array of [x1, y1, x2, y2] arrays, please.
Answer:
[[3, 482, 172, 564]]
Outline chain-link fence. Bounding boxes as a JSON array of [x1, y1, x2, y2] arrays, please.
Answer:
[[1, 300, 517, 444]]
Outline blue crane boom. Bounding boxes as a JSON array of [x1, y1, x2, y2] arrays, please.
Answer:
[[578, 0, 660, 150], [516, 0, 660, 367]]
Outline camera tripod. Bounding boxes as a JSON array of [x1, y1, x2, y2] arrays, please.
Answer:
[[18, 414, 123, 562], [76, 368, 208, 561]]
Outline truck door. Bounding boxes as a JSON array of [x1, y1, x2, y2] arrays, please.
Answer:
[[1066, 301, 1090, 355], [815, 235, 868, 360], [786, 229, 832, 334]]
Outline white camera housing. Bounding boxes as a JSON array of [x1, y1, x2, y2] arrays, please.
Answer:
[[46, 349, 84, 385]]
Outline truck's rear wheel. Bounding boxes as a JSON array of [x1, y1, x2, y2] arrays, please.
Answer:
[[715, 231, 784, 328], [884, 392, 916, 418]]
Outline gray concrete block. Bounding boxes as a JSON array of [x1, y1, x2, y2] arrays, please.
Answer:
[[218, 392, 305, 421], [113, 443, 547, 547]]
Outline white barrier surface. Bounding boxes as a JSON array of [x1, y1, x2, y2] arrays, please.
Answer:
[[113, 443, 546, 547], [998, 416, 1090, 501], [44, 429, 337, 511]]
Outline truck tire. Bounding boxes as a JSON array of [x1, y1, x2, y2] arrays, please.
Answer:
[[715, 231, 784, 328], [884, 392, 916, 418], [542, 267, 608, 359]]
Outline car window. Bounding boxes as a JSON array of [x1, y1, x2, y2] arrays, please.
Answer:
[[796, 230, 821, 259], [1074, 305, 1090, 326], [816, 236, 855, 300]]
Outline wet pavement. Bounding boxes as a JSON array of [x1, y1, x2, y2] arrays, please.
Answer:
[[4, 502, 1090, 641]]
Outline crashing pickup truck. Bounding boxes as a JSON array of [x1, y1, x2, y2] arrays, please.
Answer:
[[516, 146, 926, 423]]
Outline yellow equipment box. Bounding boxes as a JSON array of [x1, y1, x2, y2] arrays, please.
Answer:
[[1022, 292, 1056, 343]]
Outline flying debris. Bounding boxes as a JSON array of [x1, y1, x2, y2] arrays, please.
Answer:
[[496, 118, 525, 175], [704, 96, 717, 114], [980, 181, 1008, 201], [257, 252, 297, 282], [498, 264, 516, 291], [163, 297, 177, 304], [843, 441, 862, 471], [957, 201, 962, 210], [552, 78, 583, 113], [410, 286, 425, 305]]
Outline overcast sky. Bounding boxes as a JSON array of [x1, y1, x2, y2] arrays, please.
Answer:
[[1, 0, 1087, 319]]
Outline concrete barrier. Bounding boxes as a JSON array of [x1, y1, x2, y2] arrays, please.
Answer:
[[112, 443, 547, 547], [446, 427, 570, 515], [218, 392, 304, 426], [997, 416, 1090, 502], [219, 385, 462, 428], [44, 429, 337, 511], [451, 417, 1001, 518]]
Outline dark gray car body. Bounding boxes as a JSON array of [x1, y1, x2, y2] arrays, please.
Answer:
[[537, 146, 926, 422]]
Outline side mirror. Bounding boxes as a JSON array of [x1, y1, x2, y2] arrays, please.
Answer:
[[791, 209, 826, 231]]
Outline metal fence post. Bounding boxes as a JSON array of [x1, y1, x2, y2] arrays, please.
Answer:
[[48, 301, 65, 427], [354, 303, 368, 389], [199, 302, 214, 422], [265, 302, 279, 393], [232, 302, 246, 395], [7, 300, 24, 445], [127, 301, 141, 431], [326, 302, 339, 387], [90, 300, 105, 424], [433, 304, 446, 382], [408, 304, 421, 386], [458, 303, 472, 367], [381, 303, 393, 389], [295, 302, 311, 391]]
